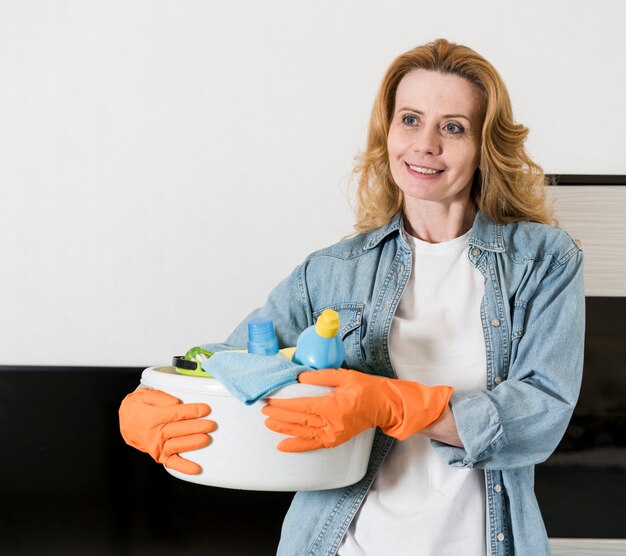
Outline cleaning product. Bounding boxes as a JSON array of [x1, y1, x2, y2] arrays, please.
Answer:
[[174, 318, 283, 378], [292, 309, 345, 369], [173, 346, 214, 377], [247, 317, 297, 360], [247, 317, 280, 355]]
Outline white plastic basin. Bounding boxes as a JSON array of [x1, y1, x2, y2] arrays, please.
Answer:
[[140, 366, 375, 491]]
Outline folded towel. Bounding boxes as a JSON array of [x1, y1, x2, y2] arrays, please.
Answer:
[[202, 351, 311, 405]]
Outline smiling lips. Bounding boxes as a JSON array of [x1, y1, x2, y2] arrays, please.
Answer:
[[406, 162, 444, 175]]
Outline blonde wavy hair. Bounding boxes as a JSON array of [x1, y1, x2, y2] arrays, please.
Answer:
[[354, 38, 554, 232]]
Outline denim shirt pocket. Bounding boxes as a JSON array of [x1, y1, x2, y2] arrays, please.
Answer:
[[313, 302, 366, 370], [509, 299, 527, 365]]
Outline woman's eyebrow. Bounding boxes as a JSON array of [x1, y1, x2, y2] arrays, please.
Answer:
[[443, 113, 471, 122], [397, 106, 471, 122]]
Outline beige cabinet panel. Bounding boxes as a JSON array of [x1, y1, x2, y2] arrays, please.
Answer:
[[547, 186, 626, 296], [550, 538, 626, 555]]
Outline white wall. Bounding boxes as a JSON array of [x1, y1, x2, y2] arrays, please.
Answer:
[[1, 0, 625, 366]]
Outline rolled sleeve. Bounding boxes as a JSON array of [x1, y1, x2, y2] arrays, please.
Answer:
[[434, 390, 507, 467]]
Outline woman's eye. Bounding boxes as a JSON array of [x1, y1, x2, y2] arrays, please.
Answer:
[[444, 122, 464, 134], [402, 115, 418, 126]]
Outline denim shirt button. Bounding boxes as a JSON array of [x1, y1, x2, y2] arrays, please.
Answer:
[[494, 484, 502, 493], [471, 248, 481, 256], [494, 375, 503, 385], [497, 533, 505, 542], [490, 318, 501, 327]]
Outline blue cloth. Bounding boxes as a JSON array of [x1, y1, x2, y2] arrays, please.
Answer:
[[202, 351, 311, 405]]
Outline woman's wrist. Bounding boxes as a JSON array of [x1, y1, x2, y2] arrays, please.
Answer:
[[420, 404, 463, 447]]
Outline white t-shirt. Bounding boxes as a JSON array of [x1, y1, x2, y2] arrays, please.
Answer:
[[339, 230, 487, 556]]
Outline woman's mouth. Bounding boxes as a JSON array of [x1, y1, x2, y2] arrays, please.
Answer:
[[406, 163, 444, 175]]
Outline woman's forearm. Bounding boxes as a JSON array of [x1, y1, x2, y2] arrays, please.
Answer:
[[420, 404, 463, 447]]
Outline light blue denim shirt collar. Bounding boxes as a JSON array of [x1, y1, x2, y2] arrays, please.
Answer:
[[363, 211, 506, 253]]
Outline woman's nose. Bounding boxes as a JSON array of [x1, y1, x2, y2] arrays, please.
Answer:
[[412, 126, 442, 156]]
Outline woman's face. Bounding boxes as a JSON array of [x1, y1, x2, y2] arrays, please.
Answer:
[[387, 69, 483, 212]]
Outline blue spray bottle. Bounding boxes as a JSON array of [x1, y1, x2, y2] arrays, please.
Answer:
[[292, 309, 345, 369]]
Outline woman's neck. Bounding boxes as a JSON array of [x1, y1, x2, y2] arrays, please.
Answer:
[[402, 201, 476, 243]]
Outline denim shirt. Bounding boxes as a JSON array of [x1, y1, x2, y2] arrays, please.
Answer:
[[202, 211, 585, 556]]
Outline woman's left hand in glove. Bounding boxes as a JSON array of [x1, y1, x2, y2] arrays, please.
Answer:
[[261, 368, 453, 452]]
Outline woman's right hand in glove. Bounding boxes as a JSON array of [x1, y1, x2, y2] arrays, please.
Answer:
[[119, 388, 216, 475]]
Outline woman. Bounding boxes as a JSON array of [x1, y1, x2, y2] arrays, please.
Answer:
[[119, 39, 585, 555]]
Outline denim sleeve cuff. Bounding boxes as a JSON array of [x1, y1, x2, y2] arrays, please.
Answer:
[[431, 390, 507, 468]]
